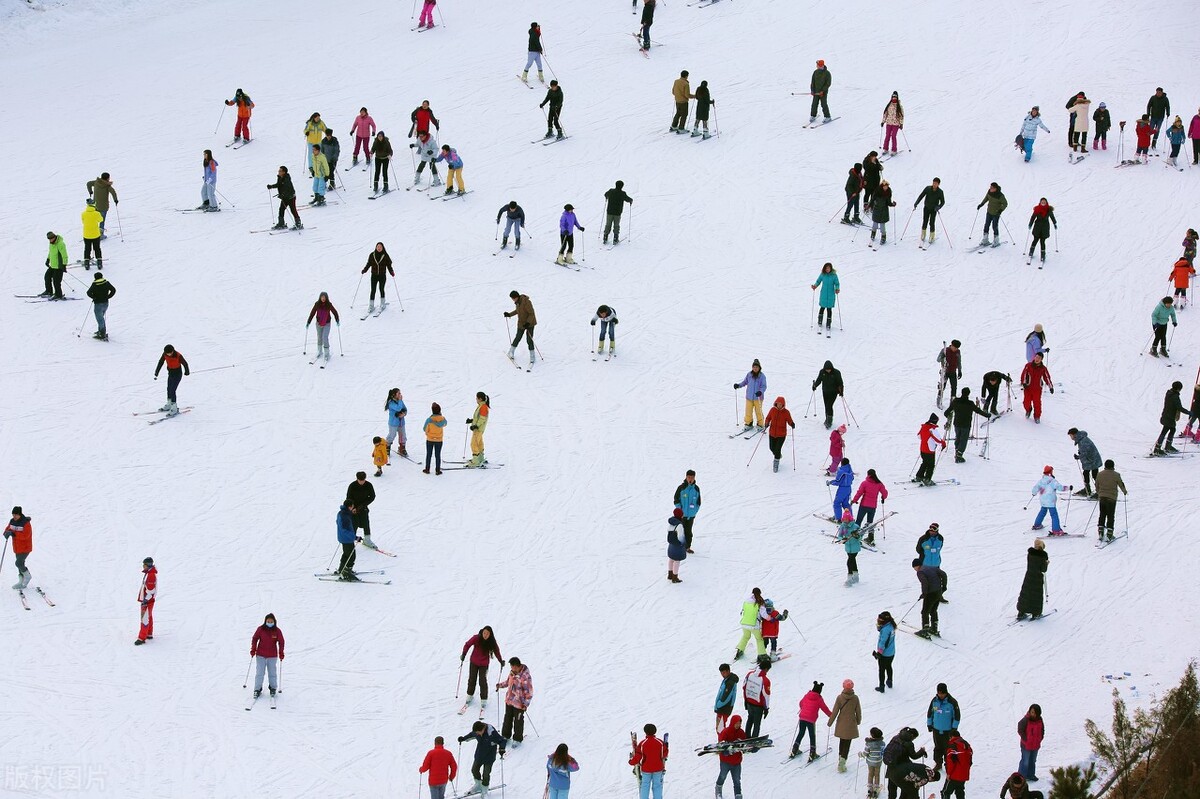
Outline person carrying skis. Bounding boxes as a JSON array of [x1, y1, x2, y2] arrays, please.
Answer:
[[1150, 296, 1177, 358], [362, 243, 395, 313], [913, 178, 945, 244], [306, 292, 340, 362], [546, 744, 579, 799], [670, 70, 694, 133], [1147, 87, 1171, 148], [268, 166, 302, 230], [603, 181, 632, 245], [384, 388, 408, 457], [5, 507, 32, 590], [349, 107, 376, 165], [39, 231, 68, 299], [310, 144, 330, 205], [913, 558, 946, 638], [1165, 116, 1187, 166], [1018, 107, 1050, 162], [496, 657, 533, 746], [434, 144, 465, 195], [811, 262, 839, 333], [556, 204, 584, 264], [1069, 92, 1092, 152], [504, 290, 537, 365], [1020, 352, 1053, 423], [763, 397, 795, 473], [591, 305, 618, 357], [410, 131, 441, 187], [81, 199, 103, 269], [980, 370, 1012, 415], [734, 359, 767, 431], [134, 556, 157, 645], [792, 682, 832, 760], [250, 612, 284, 699], [1170, 257, 1195, 307], [461, 626, 503, 710], [1067, 428, 1102, 496], [371, 131, 393, 194], [1154, 380, 1185, 455], [1135, 114, 1154, 162], [809, 59, 832, 123], [540, 80, 564, 140], [1025, 324, 1048, 362], [873, 612, 896, 693], [827, 459, 854, 521], [86, 272, 116, 340], [862, 151, 883, 210], [842, 163, 865, 224], [714, 715, 745, 799], [1030, 466, 1066, 534], [851, 469, 887, 532], [835, 511, 862, 586], [86, 172, 118, 236], [304, 112, 326, 170], [465, 391, 490, 468], [200, 150, 219, 211], [943, 731, 973, 799], [926, 683, 961, 775], [733, 587, 766, 660], [936, 339, 962, 407], [1027, 198, 1056, 264], [693, 81, 715, 139], [741, 659, 771, 738], [1094, 459, 1128, 541], [881, 92, 903, 153], [419, 737, 457, 799], [868, 179, 895, 245], [945, 388, 988, 463], [345, 471, 377, 547], [828, 679, 862, 773], [714, 664, 739, 732], [458, 721, 507, 798], [629, 724, 668, 799], [827, 424, 846, 476], [321, 128, 340, 190], [915, 414, 946, 486], [812, 360, 844, 429], [1092, 102, 1111, 150], [1016, 539, 1048, 621], [224, 89, 254, 143], [976, 182, 1008, 246], [666, 508, 687, 583], [153, 344, 190, 415], [423, 403, 447, 475], [497, 201, 525, 250], [863, 727, 886, 798], [639, 0, 655, 50], [673, 469, 701, 552], [759, 598, 788, 655], [417, 0, 437, 29]]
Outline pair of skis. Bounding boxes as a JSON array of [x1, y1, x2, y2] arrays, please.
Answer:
[[360, 305, 388, 321], [802, 117, 840, 129], [781, 746, 832, 765], [134, 406, 194, 424], [1007, 609, 1059, 627], [968, 241, 1005, 253], [17, 587, 54, 611], [695, 735, 773, 756], [729, 426, 765, 440]]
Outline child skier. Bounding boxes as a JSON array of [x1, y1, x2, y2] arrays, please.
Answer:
[[667, 508, 687, 583], [4, 507, 32, 590], [835, 511, 862, 585], [434, 144, 465, 195], [321, 128, 340, 190], [843, 163, 864, 224], [465, 392, 489, 468], [1165, 116, 1187, 166], [827, 458, 854, 520], [1027, 198, 1056, 264], [591, 305, 618, 357], [792, 682, 832, 760], [764, 396, 795, 473], [811, 262, 840, 333], [760, 599, 789, 656], [915, 414, 946, 486], [693, 80, 715, 139], [372, 436, 388, 477], [1170, 257, 1195, 308], [733, 359, 767, 431], [1182, 384, 1200, 442], [1030, 466, 1067, 534], [1135, 114, 1154, 163], [310, 144, 329, 205], [881, 92, 903, 153], [1020, 352, 1053, 422], [827, 424, 846, 476], [862, 727, 886, 798], [1092, 102, 1111, 150], [1150, 296, 1178, 357], [385, 388, 408, 456], [556, 204, 584, 264]]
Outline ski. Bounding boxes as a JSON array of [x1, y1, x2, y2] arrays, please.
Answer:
[[147, 409, 192, 425], [456, 783, 506, 798], [316, 576, 392, 585], [133, 406, 194, 417], [1096, 532, 1129, 549], [297, 200, 339, 210], [35, 587, 55, 607], [629, 32, 664, 46], [505, 354, 524, 370], [250, 227, 311, 234], [1068, 153, 1087, 165], [898, 623, 954, 647], [696, 736, 773, 755], [1007, 609, 1059, 627], [440, 464, 506, 471], [728, 427, 755, 439], [457, 701, 472, 715], [17, 590, 30, 611], [1035, 532, 1088, 539], [1144, 451, 1193, 459], [812, 512, 840, 524], [515, 75, 535, 89], [769, 652, 794, 662], [313, 569, 386, 577], [802, 117, 841, 129], [821, 532, 884, 554], [360, 544, 399, 557], [440, 190, 474, 200], [542, 136, 570, 146], [550, 260, 581, 272], [368, 190, 394, 200], [245, 693, 259, 711], [25, 297, 82, 303], [782, 747, 832, 766], [697, 0, 724, 6], [903, 478, 961, 489], [269, 693, 277, 709]]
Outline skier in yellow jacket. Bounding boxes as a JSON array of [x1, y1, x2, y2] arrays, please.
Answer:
[[466, 392, 490, 467], [82, 200, 104, 269]]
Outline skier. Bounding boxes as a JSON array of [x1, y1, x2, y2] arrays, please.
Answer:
[[913, 177, 945, 244], [221, 88, 254, 143], [827, 459, 854, 521], [371, 436, 388, 477], [349, 107, 376, 165], [591, 305, 618, 357], [915, 522, 945, 591], [1020, 352, 1053, 423], [760, 397, 794, 473], [1066, 428, 1101, 496], [734, 360, 767, 431], [153, 344, 190, 415], [465, 391, 490, 468], [742, 658, 770, 738], [1094, 460, 1128, 541], [943, 731, 973, 799], [629, 724, 668, 799], [834, 512, 861, 586], [540, 80, 564, 140], [881, 92, 903, 154], [522, 22, 545, 83], [39, 232, 68, 299], [1170, 257, 1195, 308], [1185, 383, 1200, 441], [1165, 116, 1187, 166], [1190, 109, 1200, 165], [1017, 705, 1045, 782], [86, 172, 118, 237], [86, 272, 115, 340], [1030, 466, 1067, 534], [417, 0, 436, 29], [693, 81, 715, 139], [423, 403, 447, 475], [304, 112, 326, 169], [409, 100, 440, 138], [1002, 772, 1045, 799], [670, 70, 694, 133], [809, 59, 832, 124], [760, 599, 788, 656], [851, 469, 887, 532], [496, 201, 525, 250], [321, 128, 340, 190], [1135, 114, 1154, 163], [1151, 296, 1178, 357], [1026, 198, 1056, 264], [200, 150, 219, 211], [714, 664, 739, 732], [1184, 228, 1198, 263], [77, 195, 100, 263], [384, 389, 407, 457], [673, 469, 701, 552], [133, 556, 157, 645], [309, 144, 330, 205], [250, 613, 284, 699], [976, 182, 1008, 246], [666, 509, 687, 583], [1065, 91, 1081, 147], [1147, 87, 1171, 148], [862, 151, 883, 210], [868, 179, 895, 245], [267, 166, 302, 230], [913, 558, 947, 638], [503, 290, 537, 365], [980, 370, 1012, 415], [873, 612, 896, 693], [945, 388, 989, 463], [1025, 324, 1048, 362], [461, 626, 504, 710], [827, 424, 846, 476], [1016, 539, 1048, 620], [458, 721, 507, 798], [345, 471, 377, 547], [362, 243, 395, 313], [4, 507, 32, 590], [602, 181, 632, 245], [556, 204, 584, 264], [546, 744, 579, 799], [410, 131, 441, 188], [639, 0, 655, 50], [496, 657, 533, 746], [419, 737, 457, 799], [1153, 380, 1185, 455], [862, 727, 886, 798], [1092, 102, 1111, 150], [926, 683, 961, 776], [791, 682, 832, 760], [434, 144, 465, 196], [811, 262, 840, 333], [714, 715, 745, 799], [1018, 107, 1050, 162], [828, 679, 862, 773], [811, 360, 844, 429], [1069, 92, 1092, 152], [936, 339, 962, 407], [371, 131, 393, 194], [915, 414, 947, 486], [733, 587, 766, 660], [843, 163, 865, 224], [305, 291, 340, 362]]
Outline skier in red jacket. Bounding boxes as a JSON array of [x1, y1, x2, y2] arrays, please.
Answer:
[[135, 557, 157, 645], [943, 732, 973, 799], [914, 414, 946, 486], [716, 715, 747, 799], [630, 724, 668, 799], [763, 396, 795, 472], [1020, 353, 1054, 423], [1135, 114, 1154, 162], [250, 613, 285, 698], [419, 737, 458, 799], [5, 507, 33, 590]]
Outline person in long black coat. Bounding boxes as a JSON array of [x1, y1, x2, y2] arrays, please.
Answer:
[[1016, 540, 1048, 620]]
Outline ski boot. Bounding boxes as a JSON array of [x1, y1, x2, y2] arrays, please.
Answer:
[[606, 341, 615, 357], [1106, 529, 1115, 542], [920, 230, 927, 243], [702, 131, 712, 140], [914, 627, 932, 639], [596, 343, 604, 355], [808, 116, 817, 124], [373, 468, 382, 477], [1152, 446, 1164, 456], [444, 186, 455, 195], [529, 350, 537, 366], [165, 402, 180, 417], [824, 415, 833, 430], [269, 687, 276, 697], [507, 346, 516, 360], [500, 237, 508, 250], [929, 626, 940, 637], [851, 215, 862, 224], [733, 649, 744, 661], [691, 126, 701, 138], [838, 757, 848, 773], [773, 459, 780, 472], [271, 222, 286, 230], [808, 750, 820, 762], [368, 302, 375, 313], [254, 689, 262, 699], [954, 454, 965, 463], [929, 230, 936, 243], [1165, 444, 1180, 453], [555, 253, 566, 265], [880, 233, 887, 245], [293, 221, 304, 230], [564, 253, 576, 264], [380, 299, 388, 310], [515, 239, 521, 250], [980, 234, 991, 246], [432, 177, 443, 187]]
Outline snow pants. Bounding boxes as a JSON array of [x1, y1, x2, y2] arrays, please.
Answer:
[[277, 197, 300, 226], [1155, 422, 1177, 450], [1033, 506, 1061, 531], [503, 217, 521, 242], [254, 655, 278, 691], [338, 542, 357, 574], [1098, 497, 1117, 533], [446, 167, 464, 192], [638, 771, 663, 799], [671, 102, 689, 130], [846, 552, 858, 575], [524, 52, 543, 72], [953, 425, 970, 457], [1152, 322, 1169, 350], [429, 786, 446, 799], [502, 704, 526, 742], [370, 272, 388, 301], [832, 491, 852, 521], [745, 703, 764, 738], [921, 207, 938, 232], [793, 720, 817, 754], [931, 730, 951, 769], [810, 93, 830, 119], [511, 324, 535, 350], [138, 599, 155, 641], [312, 176, 326, 197], [818, 305, 834, 328], [821, 392, 838, 424], [165, 367, 183, 403], [419, 0, 435, 26], [471, 427, 484, 456], [768, 435, 785, 459], [546, 106, 562, 135], [735, 626, 765, 655], [680, 516, 694, 549], [83, 237, 103, 263], [1023, 387, 1043, 421], [234, 116, 251, 140], [1023, 137, 1035, 161], [943, 779, 966, 799], [845, 192, 860, 220], [916, 452, 936, 481], [387, 421, 406, 451], [604, 213, 622, 242], [876, 653, 893, 688], [982, 382, 1001, 414], [93, 301, 109, 336], [558, 233, 575, 254], [201, 181, 217, 208], [717, 762, 742, 794], [744, 398, 764, 426], [316, 323, 332, 352], [984, 212, 1001, 238], [354, 135, 371, 161], [43, 268, 64, 297], [373, 157, 390, 190], [856, 504, 877, 527], [466, 661, 490, 700], [920, 594, 939, 630], [883, 124, 899, 152]]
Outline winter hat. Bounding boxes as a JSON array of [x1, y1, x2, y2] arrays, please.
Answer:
[[1172, 381, 1184, 391], [891, 91, 898, 98], [11, 506, 22, 515], [841, 510, 853, 521], [94, 272, 104, 280], [816, 59, 825, 67], [509, 290, 520, 299], [1043, 465, 1054, 474], [811, 681, 824, 693], [837, 424, 847, 433], [564, 204, 574, 211], [764, 599, 774, 609], [615, 180, 625, 189], [673, 508, 684, 519], [912, 558, 922, 568], [870, 727, 884, 738], [752, 358, 761, 368], [1077, 92, 1085, 98], [1099, 102, 1107, 109], [927, 413, 939, 424], [928, 522, 939, 531], [853, 162, 863, 170], [843, 679, 854, 691], [376, 131, 385, 137], [86, 198, 95, 205], [143, 557, 154, 565], [431, 402, 442, 414], [937, 682, 948, 694]]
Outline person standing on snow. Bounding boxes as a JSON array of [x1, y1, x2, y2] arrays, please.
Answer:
[[1018, 107, 1050, 162], [267, 166, 302, 230], [714, 714, 745, 799], [458, 721, 507, 798], [915, 522, 948, 600], [86, 172, 118, 237], [250, 613, 284, 699], [639, 0, 655, 51], [39, 232, 68, 299], [913, 178, 945, 244], [410, 131, 441, 187], [309, 144, 330, 206], [1067, 428, 1102, 496], [1092, 102, 1112, 150], [1166, 116, 1187, 166], [1016, 539, 1048, 621], [851, 469, 887, 532], [345, 471, 377, 548], [936, 339, 963, 408], [417, 0, 437, 29], [540, 80, 565, 140], [591, 305, 618, 357], [629, 724, 668, 799], [504, 290, 537, 364], [1170, 257, 1195, 307], [1027, 198, 1056, 264], [764, 397, 795, 473], [741, 659, 771, 738], [306, 291, 340, 362], [522, 23, 545, 84], [334, 502, 359, 578], [419, 737, 457, 799], [828, 679, 862, 773], [873, 612, 896, 693], [1094, 460, 1128, 541], [734, 359, 768, 431], [945, 388, 989, 463], [362, 242, 395, 313], [1189, 108, 1200, 165], [423, 403, 447, 475], [460, 625, 504, 710], [134, 556, 157, 645], [812, 360, 844, 429], [497, 201, 526, 250], [827, 459, 855, 521], [666, 508, 687, 583], [5, 507, 33, 590], [714, 664, 739, 732], [1020, 352, 1053, 423], [881, 92, 903, 153], [812, 262, 840, 333], [1025, 324, 1048, 363], [915, 414, 946, 486], [1017, 705, 1045, 783], [1030, 466, 1067, 534], [827, 424, 846, 477], [1147, 87, 1171, 148], [349, 107, 376, 165], [673, 469, 701, 552], [862, 151, 883, 210], [465, 391, 490, 468], [408, 100, 440, 138], [1153, 380, 1185, 455], [843, 163, 865, 224], [153, 344, 190, 415], [792, 682, 832, 760], [86, 272, 116, 340], [371, 131, 393, 194], [556, 204, 584, 265], [1135, 114, 1155, 162], [603, 182, 632, 245], [223, 89, 254, 143], [809, 59, 832, 123], [496, 657, 533, 746], [434, 144, 465, 196], [943, 731, 974, 799], [321, 128, 340, 191], [385, 388, 408, 457], [1069, 92, 1092, 152], [304, 112, 327, 170], [200, 150, 219, 211], [546, 744, 579, 799], [868, 179, 895, 245], [980, 371, 1013, 415], [733, 587, 766, 661], [913, 558, 947, 638], [670, 70, 695, 133], [81, 200, 104, 269], [693, 81, 715, 139], [976, 182, 1008, 246], [759, 599, 788, 656], [1150, 296, 1178, 358], [835, 511, 862, 585], [926, 683, 961, 776]]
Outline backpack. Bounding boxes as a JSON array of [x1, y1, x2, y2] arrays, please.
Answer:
[[882, 735, 904, 766]]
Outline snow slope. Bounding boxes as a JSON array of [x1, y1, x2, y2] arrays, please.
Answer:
[[1, 0, 1198, 796]]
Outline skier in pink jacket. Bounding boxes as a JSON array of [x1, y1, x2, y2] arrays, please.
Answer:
[[827, 424, 846, 475], [851, 469, 888, 533], [349, 108, 377, 165], [790, 682, 833, 761]]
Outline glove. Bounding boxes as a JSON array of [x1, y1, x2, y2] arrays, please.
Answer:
[[733, 383, 740, 389], [1173, 321, 1178, 327], [928, 726, 934, 733], [872, 650, 879, 659], [409, 143, 417, 148], [1049, 386, 1055, 394], [279, 653, 284, 661], [580, 226, 585, 231], [763, 708, 770, 718], [470, 425, 478, 431], [458, 736, 467, 743], [917, 748, 928, 758], [465, 418, 473, 424], [956, 370, 962, 379], [590, 320, 596, 326], [811, 382, 818, 391], [250, 650, 256, 657], [755, 391, 762, 399], [460, 654, 466, 663], [1074, 454, 1080, 460], [306, 322, 312, 328], [880, 122, 884, 127], [499, 750, 506, 759]]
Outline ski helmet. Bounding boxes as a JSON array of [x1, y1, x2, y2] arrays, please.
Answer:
[[1043, 465, 1054, 474]]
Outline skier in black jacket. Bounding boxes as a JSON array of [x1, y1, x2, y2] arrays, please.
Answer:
[[603, 182, 633, 245], [267, 166, 302, 230], [1147, 87, 1170, 148], [914, 178, 945, 244], [345, 472, 377, 546], [1154, 380, 1185, 454], [980, 371, 1012, 415], [85, 272, 116, 340], [539, 81, 564, 140], [862, 152, 883, 209], [812, 360, 844, 429], [496, 202, 526, 250], [522, 22, 544, 83], [459, 721, 508, 797], [843, 163, 864, 224], [639, 0, 655, 50], [945, 388, 989, 462]]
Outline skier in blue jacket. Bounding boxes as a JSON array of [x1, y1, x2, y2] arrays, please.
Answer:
[[458, 721, 508, 797], [386, 388, 408, 456], [873, 612, 896, 693], [811, 263, 840, 333], [336, 503, 358, 578], [673, 470, 701, 552], [734, 359, 768, 431], [827, 459, 854, 521], [714, 663, 740, 731], [1019, 107, 1051, 162], [927, 683, 961, 774]]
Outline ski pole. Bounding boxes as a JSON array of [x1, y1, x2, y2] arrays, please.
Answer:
[[327, 544, 339, 571], [878, 125, 884, 149], [1023, 226, 1031, 254], [809, 291, 816, 329], [463, 428, 469, 459], [213, 103, 227, 135], [899, 207, 916, 240], [901, 128, 912, 152], [278, 659, 283, 693], [940, 218, 955, 250], [114, 202, 124, 240], [734, 389, 740, 427], [336, 323, 344, 356], [410, 0, 417, 17], [455, 658, 464, 698], [1054, 225, 1059, 253], [215, 187, 237, 208], [580, 230, 586, 263], [76, 301, 93, 338], [303, 324, 310, 355], [1140, 332, 1155, 356], [837, 301, 844, 331], [267, 189, 276, 226], [746, 429, 767, 467], [505, 316, 512, 342], [542, 54, 558, 81], [436, 2, 446, 26], [968, 207, 979, 239], [1001, 217, 1017, 246], [591, 323, 595, 354], [803, 389, 816, 419], [535, 341, 545, 361], [791, 431, 796, 471], [841, 396, 859, 428], [898, 596, 920, 623], [1123, 496, 1130, 536], [787, 616, 808, 643], [351, 272, 364, 308], [242, 656, 254, 688], [525, 711, 539, 738], [827, 201, 847, 224]]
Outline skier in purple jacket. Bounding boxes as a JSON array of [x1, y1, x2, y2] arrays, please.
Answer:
[[556, 204, 585, 265]]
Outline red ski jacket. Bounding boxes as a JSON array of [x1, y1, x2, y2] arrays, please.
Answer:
[[630, 736, 668, 773]]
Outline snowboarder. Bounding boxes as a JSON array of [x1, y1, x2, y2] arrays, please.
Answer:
[[1067, 428, 1101, 495], [827, 459, 854, 521], [812, 360, 844, 429], [1017, 705, 1045, 784], [556, 204, 584, 264], [349, 107, 376, 165], [913, 177, 945, 243], [371, 436, 388, 477], [760, 599, 788, 656], [540, 80, 565, 139], [762, 397, 795, 473], [385, 389, 408, 456], [862, 151, 883, 210], [1018, 107, 1050, 162], [200, 150, 219, 211], [362, 242, 395, 313], [843, 163, 865, 224], [345, 471, 376, 546], [714, 664, 739, 732], [733, 587, 766, 660], [1153, 380, 1185, 454], [834, 512, 862, 586], [434, 144, 465, 195], [913, 558, 947, 638], [39, 231, 68, 299], [980, 370, 1013, 415], [1135, 114, 1154, 162], [1069, 92, 1091, 152], [976, 182, 1008, 246], [86, 172, 118, 236], [304, 112, 326, 169], [1092, 102, 1111, 150], [881, 92, 903, 153], [693, 81, 715, 138], [791, 682, 832, 760], [670, 70, 694, 132], [1030, 466, 1067, 534], [926, 683, 961, 775], [419, 737, 457, 799], [86, 272, 115, 340], [945, 388, 988, 462], [1027, 198, 1056, 264], [603, 182, 632, 245], [496, 657, 533, 746], [460, 626, 504, 710], [851, 469, 887, 532], [423, 403, 447, 475], [1170, 257, 1195, 308], [371, 131, 393, 193], [868, 179, 895, 244], [1151, 296, 1178, 358], [309, 144, 329, 205], [639, 0, 655, 50], [742, 659, 771, 738], [828, 679, 862, 772], [734, 359, 767, 431], [305, 291, 340, 362], [458, 721, 507, 798], [714, 715, 745, 799], [1020, 352, 1053, 423], [81, 200, 104, 268], [809, 59, 831, 123], [250, 613, 284, 699], [827, 424, 846, 476], [943, 731, 973, 799], [673, 470, 701, 552], [1025, 324, 1048, 363], [321, 128, 340, 190], [496, 201, 525, 250], [811, 262, 839, 333], [873, 612, 895, 693], [629, 724, 668, 799], [153, 344, 190, 416], [666, 509, 687, 583], [267, 166, 302, 230], [503, 290, 537, 365], [1016, 539, 1048, 620], [409, 100, 440, 138], [134, 556, 157, 645], [410, 131, 441, 187], [546, 744, 579, 799], [417, 0, 437, 29], [862, 727, 886, 798], [1147, 87, 1171, 148], [465, 392, 490, 468], [522, 23, 545, 83], [4, 507, 32, 590], [1094, 460, 1128, 541], [591, 305, 618, 357], [222, 89, 254, 142], [915, 414, 947, 486], [936, 339, 963, 407]]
